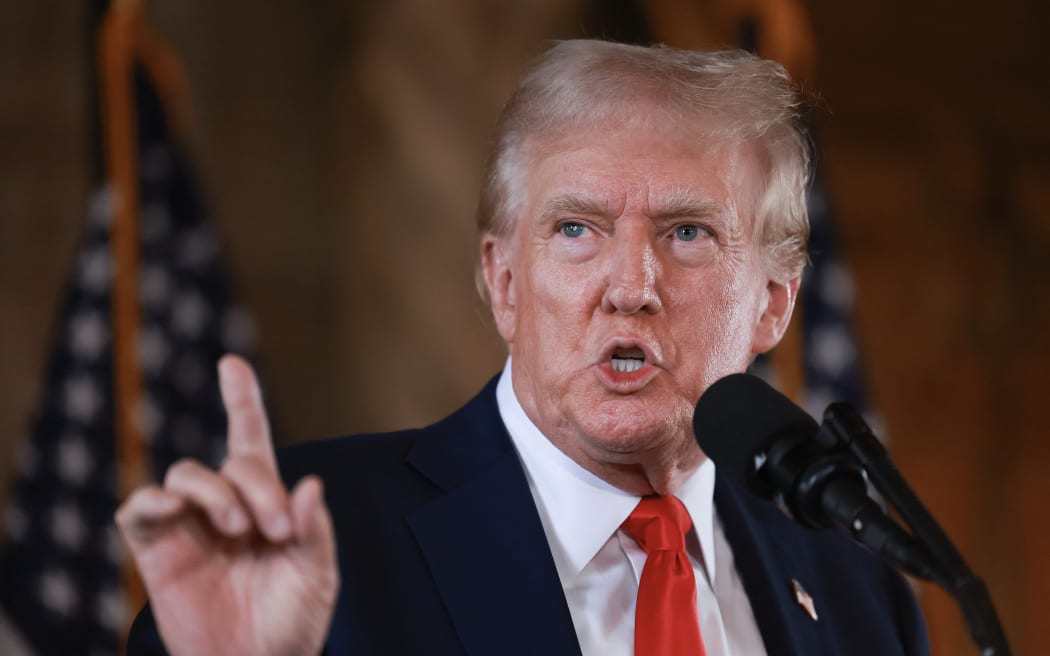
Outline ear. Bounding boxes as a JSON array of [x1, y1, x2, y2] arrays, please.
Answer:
[[750, 274, 801, 355], [481, 234, 517, 343]]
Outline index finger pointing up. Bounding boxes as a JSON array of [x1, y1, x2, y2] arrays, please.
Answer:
[[218, 354, 277, 472]]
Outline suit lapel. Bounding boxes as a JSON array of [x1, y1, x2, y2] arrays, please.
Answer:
[[402, 380, 833, 656], [404, 380, 582, 656], [715, 475, 825, 656]]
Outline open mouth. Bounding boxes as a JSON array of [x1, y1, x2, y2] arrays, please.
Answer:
[[610, 347, 646, 373]]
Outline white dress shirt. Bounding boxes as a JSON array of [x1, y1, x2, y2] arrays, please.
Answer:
[[496, 360, 767, 656]]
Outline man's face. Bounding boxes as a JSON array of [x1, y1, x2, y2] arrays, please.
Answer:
[[483, 118, 797, 489]]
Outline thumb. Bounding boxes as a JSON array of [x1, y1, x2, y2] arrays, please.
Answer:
[[289, 476, 338, 579]]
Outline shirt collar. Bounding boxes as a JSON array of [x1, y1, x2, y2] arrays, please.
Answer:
[[496, 358, 718, 585]]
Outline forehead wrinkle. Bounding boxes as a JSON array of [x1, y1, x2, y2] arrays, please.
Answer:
[[646, 185, 731, 221]]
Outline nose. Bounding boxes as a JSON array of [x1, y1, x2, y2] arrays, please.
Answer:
[[601, 220, 663, 315]]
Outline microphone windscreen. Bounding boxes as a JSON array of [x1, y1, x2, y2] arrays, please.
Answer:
[[693, 373, 818, 495]]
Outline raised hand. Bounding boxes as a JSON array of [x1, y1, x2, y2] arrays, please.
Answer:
[[115, 355, 339, 656]]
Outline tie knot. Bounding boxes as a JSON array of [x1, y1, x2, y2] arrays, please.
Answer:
[[621, 495, 692, 554]]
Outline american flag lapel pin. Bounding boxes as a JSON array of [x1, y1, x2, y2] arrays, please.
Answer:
[[791, 579, 818, 621]]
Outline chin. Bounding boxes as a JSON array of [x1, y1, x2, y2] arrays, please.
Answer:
[[571, 395, 685, 456]]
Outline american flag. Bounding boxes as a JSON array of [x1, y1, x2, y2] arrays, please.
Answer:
[[0, 56, 256, 655], [798, 173, 873, 424]]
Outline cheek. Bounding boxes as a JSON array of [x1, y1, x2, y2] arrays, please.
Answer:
[[670, 267, 761, 373], [714, 271, 766, 363], [513, 262, 588, 347], [525, 252, 603, 315]]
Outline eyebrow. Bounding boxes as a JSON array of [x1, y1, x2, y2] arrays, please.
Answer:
[[538, 195, 610, 219], [651, 188, 730, 220], [538, 192, 730, 222]]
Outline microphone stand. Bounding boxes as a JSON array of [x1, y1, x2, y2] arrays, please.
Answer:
[[821, 403, 1011, 656]]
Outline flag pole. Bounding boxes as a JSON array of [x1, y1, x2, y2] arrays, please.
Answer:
[[97, 0, 149, 648]]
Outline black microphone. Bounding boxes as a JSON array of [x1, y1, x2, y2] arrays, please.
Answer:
[[693, 373, 940, 581]]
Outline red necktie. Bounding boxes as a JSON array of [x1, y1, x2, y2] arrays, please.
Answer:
[[621, 495, 706, 656]]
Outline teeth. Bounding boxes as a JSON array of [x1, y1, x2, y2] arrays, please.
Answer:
[[611, 357, 644, 373]]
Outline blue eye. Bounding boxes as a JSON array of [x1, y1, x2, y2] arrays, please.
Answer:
[[560, 222, 587, 238], [675, 225, 703, 242]]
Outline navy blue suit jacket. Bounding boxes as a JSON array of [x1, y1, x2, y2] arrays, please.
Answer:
[[129, 376, 929, 655]]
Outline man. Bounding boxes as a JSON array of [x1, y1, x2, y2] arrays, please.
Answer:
[[117, 40, 929, 655]]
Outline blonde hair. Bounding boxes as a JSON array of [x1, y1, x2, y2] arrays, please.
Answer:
[[477, 39, 810, 284]]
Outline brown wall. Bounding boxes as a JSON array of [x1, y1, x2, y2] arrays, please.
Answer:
[[812, 3, 1050, 653], [1, 1, 92, 520], [2, 1, 1047, 654]]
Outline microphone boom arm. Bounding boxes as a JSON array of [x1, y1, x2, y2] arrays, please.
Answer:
[[822, 404, 1011, 656]]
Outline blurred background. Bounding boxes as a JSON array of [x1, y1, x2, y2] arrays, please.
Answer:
[[1, 0, 1048, 654]]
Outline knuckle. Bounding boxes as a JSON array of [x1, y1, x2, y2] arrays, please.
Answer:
[[163, 457, 203, 487], [219, 454, 251, 480], [114, 486, 158, 526], [221, 453, 263, 479], [113, 500, 132, 526], [222, 457, 285, 505]]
